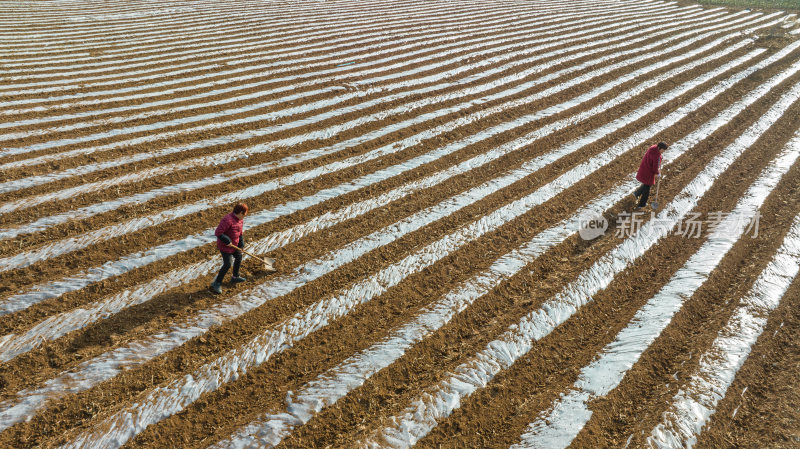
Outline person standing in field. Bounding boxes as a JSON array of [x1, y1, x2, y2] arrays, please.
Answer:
[[633, 142, 667, 210], [209, 203, 248, 294]]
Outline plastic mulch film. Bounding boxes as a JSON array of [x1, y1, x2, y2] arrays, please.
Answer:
[[356, 78, 800, 448], [512, 133, 800, 449]]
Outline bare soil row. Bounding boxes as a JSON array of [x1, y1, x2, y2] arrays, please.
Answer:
[[0, 20, 755, 324], [0, 1, 798, 448]]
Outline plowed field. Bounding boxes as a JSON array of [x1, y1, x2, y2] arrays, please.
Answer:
[[1, 0, 799, 448]]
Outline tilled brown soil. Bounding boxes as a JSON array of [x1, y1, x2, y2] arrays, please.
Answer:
[[0, 29, 754, 335], [574, 134, 800, 448], [0, 37, 755, 324], [1, 1, 799, 448], [413, 117, 800, 449], [694, 277, 800, 449], [0, 6, 695, 216], [278, 70, 800, 449], [0, 44, 770, 405]]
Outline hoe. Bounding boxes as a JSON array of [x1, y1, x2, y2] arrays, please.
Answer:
[[228, 244, 276, 272], [651, 159, 664, 210], [651, 174, 662, 210]]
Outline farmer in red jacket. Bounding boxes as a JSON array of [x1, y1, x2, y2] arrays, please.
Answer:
[[209, 203, 248, 294], [633, 142, 667, 210]]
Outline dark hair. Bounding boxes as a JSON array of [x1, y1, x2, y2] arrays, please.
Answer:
[[233, 203, 249, 215], [657, 142, 668, 150]]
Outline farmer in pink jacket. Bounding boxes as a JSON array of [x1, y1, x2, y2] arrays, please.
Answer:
[[209, 203, 248, 294], [633, 142, 667, 210]]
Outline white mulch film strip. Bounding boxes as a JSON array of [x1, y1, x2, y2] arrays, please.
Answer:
[[0, 33, 772, 433], [0, 1, 315, 49], [0, 3, 678, 142], [0, 0, 232, 26], [0, 2, 550, 92], [0, 4, 658, 124], [0, 2, 686, 160], [1, 15, 795, 432], [0, 4, 717, 213], [0, 0, 467, 58], [0, 6, 709, 241], [0, 0, 795, 446], [0, 0, 439, 50], [6, 36, 696, 205], [0, 4, 692, 167], [0, 36, 759, 345], [0, 18, 759, 312], [52, 39, 800, 449], [0, 0, 596, 77], [0, 8, 753, 302], [0, 0, 543, 44], [0, 2, 534, 95], [0, 0, 615, 102], [647, 213, 800, 449], [0, 14, 776, 268], [7, 0, 638, 48], [510, 131, 800, 449], [0, 32, 775, 360], [354, 76, 800, 448], [213, 120, 800, 449], [0, 1, 549, 96], [0, 9, 576, 122]]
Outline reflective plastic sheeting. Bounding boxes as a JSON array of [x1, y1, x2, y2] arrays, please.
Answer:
[[358, 60, 800, 449], [512, 133, 800, 449], [648, 214, 800, 448]]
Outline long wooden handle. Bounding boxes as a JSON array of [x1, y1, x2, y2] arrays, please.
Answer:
[[227, 244, 267, 264], [653, 175, 661, 202], [654, 159, 663, 199]]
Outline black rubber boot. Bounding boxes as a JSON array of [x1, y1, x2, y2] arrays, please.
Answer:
[[209, 281, 222, 294]]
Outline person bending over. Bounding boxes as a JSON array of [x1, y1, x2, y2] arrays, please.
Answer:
[[209, 203, 248, 294], [633, 141, 667, 210]]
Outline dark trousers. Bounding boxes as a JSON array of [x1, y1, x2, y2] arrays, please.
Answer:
[[634, 183, 652, 207], [214, 251, 242, 283]]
